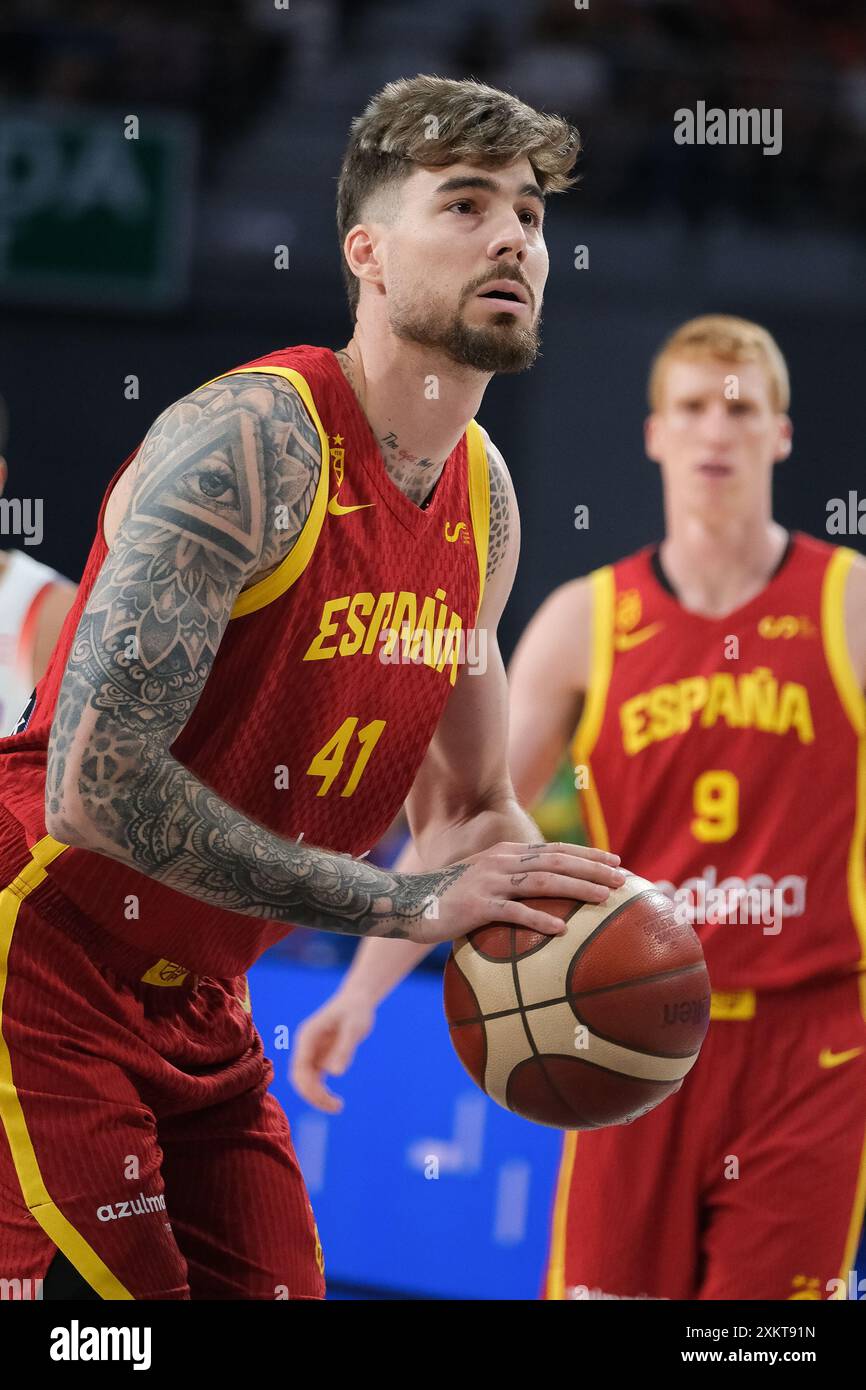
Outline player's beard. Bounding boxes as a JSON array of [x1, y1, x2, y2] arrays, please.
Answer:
[[390, 289, 542, 374]]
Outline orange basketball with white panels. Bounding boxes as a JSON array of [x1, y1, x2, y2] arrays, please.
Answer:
[[443, 871, 710, 1129]]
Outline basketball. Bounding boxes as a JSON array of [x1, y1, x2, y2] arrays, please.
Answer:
[[443, 871, 711, 1129]]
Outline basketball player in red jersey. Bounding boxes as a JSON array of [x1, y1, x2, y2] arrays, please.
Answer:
[[0, 75, 626, 1301], [515, 316, 866, 1300], [295, 314, 866, 1301]]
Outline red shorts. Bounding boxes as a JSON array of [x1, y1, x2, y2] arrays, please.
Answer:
[[544, 976, 866, 1301], [0, 804, 324, 1300]]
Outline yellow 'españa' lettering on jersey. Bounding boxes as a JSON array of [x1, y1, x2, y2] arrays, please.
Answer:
[[619, 667, 815, 755], [302, 587, 465, 686]]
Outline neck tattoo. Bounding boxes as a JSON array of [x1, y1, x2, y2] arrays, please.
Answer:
[[334, 348, 446, 509]]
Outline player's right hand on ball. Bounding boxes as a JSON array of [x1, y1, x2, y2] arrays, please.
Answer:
[[410, 841, 626, 945]]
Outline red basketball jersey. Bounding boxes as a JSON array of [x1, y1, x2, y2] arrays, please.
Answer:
[[0, 346, 490, 976], [573, 533, 866, 994]]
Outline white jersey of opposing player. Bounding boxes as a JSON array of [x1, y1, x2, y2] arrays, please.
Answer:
[[0, 549, 63, 736]]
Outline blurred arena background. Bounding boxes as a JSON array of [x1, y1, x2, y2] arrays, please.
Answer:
[[1, 0, 864, 1298]]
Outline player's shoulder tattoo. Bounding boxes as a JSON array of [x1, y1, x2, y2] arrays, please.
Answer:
[[137, 370, 324, 575], [46, 370, 323, 844]]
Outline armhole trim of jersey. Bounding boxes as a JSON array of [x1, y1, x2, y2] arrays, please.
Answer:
[[198, 366, 331, 620], [544, 1131, 578, 1300], [467, 420, 490, 614], [569, 567, 614, 853], [570, 566, 615, 767], [822, 550, 866, 987], [821, 547, 866, 737]]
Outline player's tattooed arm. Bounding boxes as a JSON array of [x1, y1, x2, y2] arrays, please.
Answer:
[[483, 433, 513, 589], [45, 371, 455, 940]]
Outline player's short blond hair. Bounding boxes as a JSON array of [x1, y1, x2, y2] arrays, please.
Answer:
[[648, 314, 790, 412], [337, 74, 581, 320]]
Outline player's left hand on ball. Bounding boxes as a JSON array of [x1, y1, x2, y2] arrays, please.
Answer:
[[416, 840, 626, 945], [289, 990, 375, 1113]]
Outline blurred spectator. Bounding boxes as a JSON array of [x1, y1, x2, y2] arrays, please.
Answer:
[[1, 0, 864, 233], [0, 0, 287, 175]]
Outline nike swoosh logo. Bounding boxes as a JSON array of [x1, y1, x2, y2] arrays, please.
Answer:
[[819, 1046, 865, 1069], [328, 495, 375, 516], [614, 621, 664, 651]]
